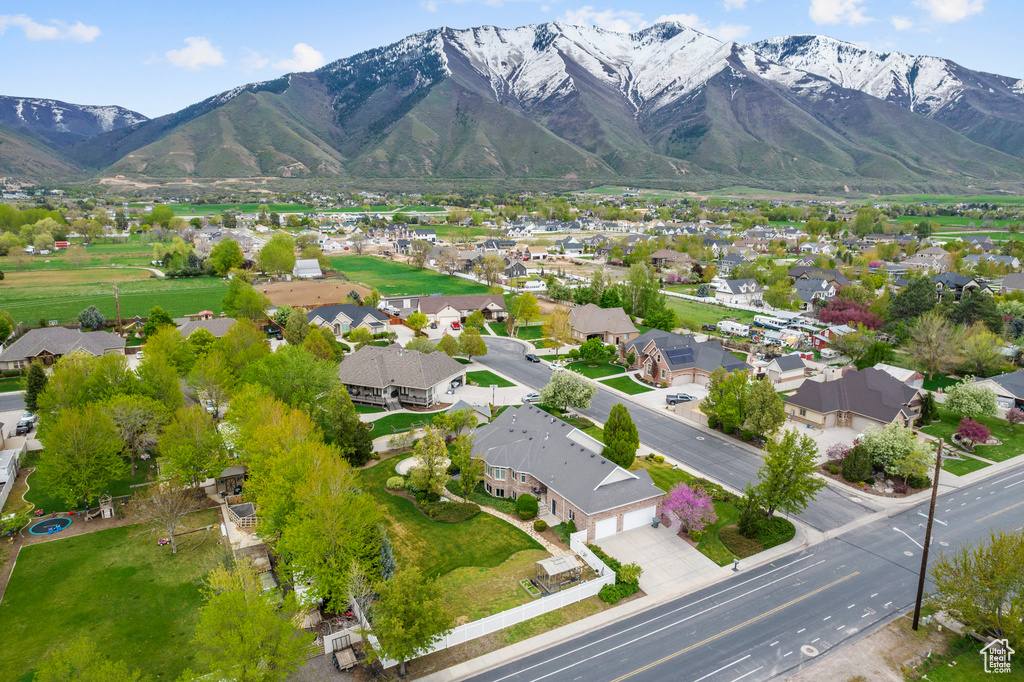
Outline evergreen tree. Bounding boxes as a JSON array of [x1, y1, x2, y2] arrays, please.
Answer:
[[320, 384, 374, 466], [23, 360, 47, 412], [602, 403, 639, 468]]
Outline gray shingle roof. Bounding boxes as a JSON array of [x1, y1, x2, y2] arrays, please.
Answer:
[[339, 345, 463, 390], [982, 369, 1024, 399], [624, 330, 750, 374], [178, 317, 237, 338], [307, 304, 389, 327], [568, 304, 638, 335], [0, 327, 125, 363], [772, 355, 806, 372], [475, 405, 663, 515], [417, 295, 506, 316], [785, 368, 918, 423]]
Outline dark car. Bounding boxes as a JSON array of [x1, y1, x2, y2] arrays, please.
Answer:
[[665, 393, 697, 406], [701, 324, 716, 332], [15, 420, 32, 436], [525, 353, 541, 363]]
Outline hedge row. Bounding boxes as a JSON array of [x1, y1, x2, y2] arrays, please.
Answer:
[[420, 501, 481, 524]]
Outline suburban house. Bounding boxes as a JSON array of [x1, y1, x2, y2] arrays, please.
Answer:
[[964, 254, 1021, 270], [292, 258, 323, 279], [556, 236, 584, 256], [0, 327, 126, 371], [788, 267, 853, 289], [714, 279, 762, 305], [307, 304, 391, 336], [793, 277, 836, 310], [568, 304, 639, 345], [504, 261, 528, 279], [177, 316, 237, 338], [1001, 272, 1024, 294], [339, 345, 465, 410], [784, 367, 921, 430], [765, 355, 807, 384], [621, 330, 751, 386], [904, 246, 951, 272], [810, 324, 855, 350], [418, 294, 508, 326], [649, 249, 694, 269], [973, 369, 1024, 410], [872, 363, 925, 390], [474, 405, 665, 542], [411, 228, 437, 244], [931, 273, 991, 299]]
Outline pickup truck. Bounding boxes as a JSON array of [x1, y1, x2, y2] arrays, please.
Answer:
[[665, 393, 697, 406]]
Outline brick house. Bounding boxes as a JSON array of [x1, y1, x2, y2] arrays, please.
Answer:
[[474, 405, 664, 542], [621, 330, 751, 386], [784, 367, 921, 430]]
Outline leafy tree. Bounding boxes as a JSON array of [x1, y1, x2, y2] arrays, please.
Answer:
[[465, 310, 486, 329], [222, 278, 271, 321], [458, 326, 487, 361], [150, 205, 175, 229], [349, 326, 374, 350], [190, 559, 308, 682], [622, 263, 661, 318], [959, 322, 1003, 377], [540, 370, 597, 412], [602, 403, 639, 468], [216, 319, 270, 376], [346, 289, 362, 305], [509, 292, 541, 337], [837, 284, 873, 305], [578, 337, 607, 362], [78, 305, 105, 330], [303, 326, 339, 360], [273, 305, 293, 327], [1006, 407, 1024, 429], [542, 310, 574, 356], [859, 422, 932, 478], [909, 311, 959, 379], [319, 383, 374, 467], [750, 430, 825, 520], [23, 360, 48, 412], [103, 394, 168, 468], [145, 325, 195, 376], [915, 219, 935, 239], [209, 238, 244, 274], [854, 340, 896, 370], [142, 305, 174, 337], [259, 233, 296, 277], [943, 377, 998, 419], [409, 240, 432, 269], [127, 478, 200, 554], [35, 637, 147, 682], [188, 326, 218, 358], [243, 345, 339, 414], [160, 405, 227, 488], [841, 443, 872, 482], [643, 303, 677, 332], [368, 567, 454, 676], [946, 288, 1003, 333], [700, 367, 748, 433], [449, 434, 483, 499], [365, 288, 382, 308], [887, 277, 938, 334], [136, 354, 185, 412], [410, 427, 450, 496], [0, 310, 12, 345], [764, 280, 794, 310], [407, 311, 429, 334], [406, 336, 436, 354], [282, 308, 308, 347], [36, 405, 126, 506], [818, 299, 883, 330], [929, 530, 1024, 648], [437, 334, 460, 357], [660, 483, 717, 533], [742, 378, 785, 437]]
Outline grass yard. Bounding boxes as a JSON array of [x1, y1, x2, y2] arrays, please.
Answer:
[[0, 269, 229, 324], [664, 297, 757, 328], [354, 404, 385, 414], [328, 255, 488, 297], [467, 370, 515, 388], [566, 359, 627, 378], [0, 508, 229, 681], [0, 377, 23, 393], [22, 453, 158, 513], [512, 324, 545, 340], [358, 459, 542, 577], [630, 458, 690, 492], [923, 375, 959, 392], [922, 408, 1024, 463], [941, 456, 992, 476], [364, 410, 445, 435], [599, 375, 654, 394], [437, 549, 550, 622]]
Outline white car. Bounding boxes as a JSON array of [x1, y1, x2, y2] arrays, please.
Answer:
[[20, 412, 37, 424], [521, 393, 541, 404]]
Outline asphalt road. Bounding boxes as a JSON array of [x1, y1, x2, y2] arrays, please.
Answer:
[[477, 338, 878, 532], [0, 392, 26, 413], [467, 465, 1024, 682]]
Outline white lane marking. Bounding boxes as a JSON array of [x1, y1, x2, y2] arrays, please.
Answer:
[[861, 612, 871, 618], [823, 616, 831, 621], [1006, 480, 1024, 489], [837, 625, 845, 630], [770, 641, 779, 646], [729, 667, 764, 682], [993, 470, 1024, 484], [811, 638, 820, 643], [884, 602, 892, 608], [870, 593, 878, 598], [847, 604, 856, 609], [692, 655, 752, 682], [491, 558, 825, 682], [893, 527, 924, 549], [783, 651, 793, 657], [797, 628, 806, 634]]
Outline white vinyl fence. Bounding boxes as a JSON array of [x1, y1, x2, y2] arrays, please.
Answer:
[[355, 537, 616, 668]]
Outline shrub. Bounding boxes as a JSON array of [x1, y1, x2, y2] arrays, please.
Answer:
[[865, 477, 875, 486], [956, 418, 990, 445], [599, 582, 639, 604], [707, 417, 719, 430], [645, 453, 655, 461], [616, 562, 643, 585], [827, 463, 840, 475], [906, 474, 932, 489], [516, 493, 539, 520], [825, 442, 851, 461], [893, 481, 910, 494], [420, 501, 480, 523], [569, 349, 580, 360], [425, 491, 441, 503], [1006, 407, 1024, 428], [689, 529, 704, 543], [653, 455, 665, 463], [533, 519, 548, 532], [740, 430, 754, 441], [552, 520, 576, 544], [415, 492, 427, 503], [446, 463, 460, 476], [841, 444, 872, 482], [385, 476, 405, 490]]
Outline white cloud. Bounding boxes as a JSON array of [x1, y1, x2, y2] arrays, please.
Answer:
[[0, 14, 100, 42], [723, 0, 748, 10], [654, 13, 751, 42], [241, 48, 270, 71], [890, 15, 914, 30], [165, 37, 225, 70], [421, 0, 439, 11], [560, 6, 646, 32], [274, 43, 326, 72], [913, 0, 985, 23], [808, 0, 873, 25]]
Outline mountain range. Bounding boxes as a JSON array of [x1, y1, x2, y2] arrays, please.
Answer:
[[5, 22, 1024, 193]]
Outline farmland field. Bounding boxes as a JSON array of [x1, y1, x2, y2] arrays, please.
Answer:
[[0, 239, 155, 273], [0, 268, 229, 324], [879, 194, 1024, 206], [329, 255, 489, 296], [160, 202, 311, 215]]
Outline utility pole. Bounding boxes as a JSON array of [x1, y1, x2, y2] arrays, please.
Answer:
[[113, 280, 123, 336], [912, 439, 944, 631]]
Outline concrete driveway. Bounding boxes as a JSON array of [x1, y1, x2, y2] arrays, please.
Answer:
[[781, 422, 860, 461], [595, 524, 720, 597]]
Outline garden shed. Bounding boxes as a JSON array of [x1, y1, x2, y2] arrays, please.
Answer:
[[535, 554, 583, 593]]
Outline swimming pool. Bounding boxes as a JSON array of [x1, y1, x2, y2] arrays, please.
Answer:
[[29, 517, 72, 535]]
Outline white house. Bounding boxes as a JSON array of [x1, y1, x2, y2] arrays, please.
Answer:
[[714, 279, 763, 305]]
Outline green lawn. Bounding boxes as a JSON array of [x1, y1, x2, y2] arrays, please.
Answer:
[[599, 375, 654, 394], [358, 459, 542, 577], [630, 458, 691, 492], [941, 456, 992, 476], [467, 370, 515, 388], [0, 377, 23, 393], [354, 404, 385, 414], [364, 410, 446, 435], [514, 324, 545, 340], [921, 408, 1024, 463], [328, 255, 489, 297], [566, 359, 627, 378], [22, 454, 158, 513], [0, 508, 229, 681], [437, 549, 549, 622], [664, 298, 756, 328], [923, 375, 959, 392]]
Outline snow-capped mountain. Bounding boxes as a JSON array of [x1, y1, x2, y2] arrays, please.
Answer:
[[750, 35, 1024, 157], [0, 96, 147, 146]]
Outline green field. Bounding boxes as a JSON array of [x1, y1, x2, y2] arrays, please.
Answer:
[[168, 202, 311, 215], [599, 375, 654, 394], [329, 255, 489, 297], [0, 509, 228, 680], [20, 450, 157, 513], [364, 409, 448, 435], [879, 193, 1024, 206], [0, 377, 23, 393], [0, 238, 156, 273], [0, 269, 229, 324], [664, 297, 756, 328]]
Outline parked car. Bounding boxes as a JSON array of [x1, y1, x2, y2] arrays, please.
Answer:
[[20, 412, 36, 424], [521, 392, 541, 403], [701, 324, 716, 332], [135, 350, 144, 360], [15, 421, 32, 436], [665, 393, 697, 406], [451, 321, 461, 330], [429, 322, 438, 329], [204, 400, 217, 414], [525, 353, 541, 363]]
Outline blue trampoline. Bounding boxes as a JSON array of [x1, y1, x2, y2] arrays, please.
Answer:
[[29, 517, 72, 535]]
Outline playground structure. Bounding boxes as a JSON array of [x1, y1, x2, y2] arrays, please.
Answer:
[[84, 494, 115, 521]]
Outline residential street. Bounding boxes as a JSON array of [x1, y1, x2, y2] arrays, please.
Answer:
[[0, 393, 26, 413], [476, 337, 879, 532], [465, 466, 1024, 682]]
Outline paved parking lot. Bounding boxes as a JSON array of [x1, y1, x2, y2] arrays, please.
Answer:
[[595, 524, 721, 596]]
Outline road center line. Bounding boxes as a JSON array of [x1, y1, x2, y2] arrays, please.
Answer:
[[975, 500, 1024, 523]]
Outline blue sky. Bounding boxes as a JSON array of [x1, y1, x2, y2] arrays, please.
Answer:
[[1, 0, 1014, 118]]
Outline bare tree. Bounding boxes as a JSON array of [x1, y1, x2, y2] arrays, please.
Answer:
[[128, 480, 201, 554], [347, 559, 377, 622], [436, 248, 461, 276], [351, 234, 367, 255], [481, 254, 505, 287], [409, 240, 432, 269]]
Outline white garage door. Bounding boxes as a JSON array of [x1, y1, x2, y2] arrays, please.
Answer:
[[435, 312, 460, 327], [622, 506, 657, 532], [593, 517, 617, 540]]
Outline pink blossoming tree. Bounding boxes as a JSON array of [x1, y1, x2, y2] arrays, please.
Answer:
[[659, 483, 717, 533]]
